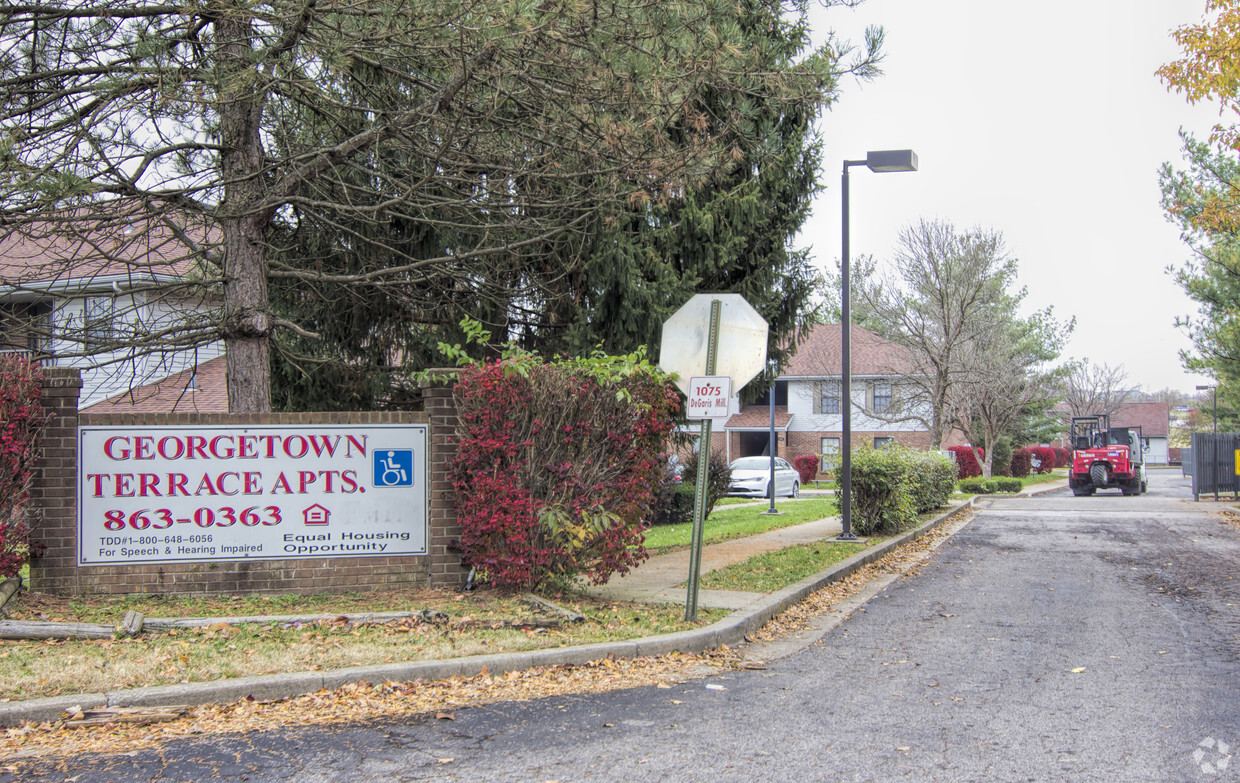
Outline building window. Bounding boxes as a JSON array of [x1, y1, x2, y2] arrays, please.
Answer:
[[820, 437, 840, 471], [872, 382, 892, 413], [83, 296, 115, 347], [819, 381, 840, 415], [874, 437, 894, 448]]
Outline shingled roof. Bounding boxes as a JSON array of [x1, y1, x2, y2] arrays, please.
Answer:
[[1112, 401, 1170, 437], [81, 356, 228, 414], [781, 323, 918, 378], [725, 405, 792, 430], [0, 208, 210, 288]]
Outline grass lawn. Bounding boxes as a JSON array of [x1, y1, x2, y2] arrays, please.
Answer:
[[0, 588, 727, 701], [643, 496, 839, 553], [699, 539, 871, 592], [1021, 467, 1067, 485]]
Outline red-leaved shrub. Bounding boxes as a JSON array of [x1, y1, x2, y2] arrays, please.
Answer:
[[792, 455, 819, 484], [0, 357, 49, 578], [450, 356, 678, 590], [1030, 446, 1056, 474], [1010, 448, 1033, 478], [947, 445, 984, 479], [1052, 447, 1071, 468]]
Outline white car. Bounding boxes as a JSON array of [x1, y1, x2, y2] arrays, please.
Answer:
[[727, 456, 800, 498]]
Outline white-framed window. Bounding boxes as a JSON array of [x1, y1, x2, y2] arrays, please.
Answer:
[[83, 296, 115, 347], [874, 436, 894, 448], [818, 381, 840, 415], [872, 381, 892, 413], [820, 436, 840, 471]]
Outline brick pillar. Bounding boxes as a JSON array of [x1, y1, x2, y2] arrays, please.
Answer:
[[421, 371, 468, 587], [27, 368, 83, 594]]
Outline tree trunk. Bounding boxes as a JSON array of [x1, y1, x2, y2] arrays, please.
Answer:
[[214, 5, 272, 412]]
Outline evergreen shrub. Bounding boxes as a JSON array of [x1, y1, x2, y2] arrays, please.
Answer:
[[843, 445, 955, 536]]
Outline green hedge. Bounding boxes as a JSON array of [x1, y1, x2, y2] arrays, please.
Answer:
[[958, 476, 1023, 494], [838, 445, 956, 537]]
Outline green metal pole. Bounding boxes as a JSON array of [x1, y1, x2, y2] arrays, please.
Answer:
[[686, 299, 722, 622]]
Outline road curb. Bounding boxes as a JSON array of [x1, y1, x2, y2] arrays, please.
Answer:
[[0, 500, 977, 729]]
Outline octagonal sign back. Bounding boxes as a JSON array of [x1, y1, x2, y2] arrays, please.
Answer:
[[659, 293, 769, 394]]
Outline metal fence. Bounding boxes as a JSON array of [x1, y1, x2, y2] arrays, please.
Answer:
[[1189, 433, 1240, 500], [1183, 448, 1194, 478]]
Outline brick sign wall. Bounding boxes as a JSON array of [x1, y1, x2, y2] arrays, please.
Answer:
[[26, 368, 469, 596]]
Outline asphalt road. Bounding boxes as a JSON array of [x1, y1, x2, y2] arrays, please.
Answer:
[[9, 469, 1240, 782]]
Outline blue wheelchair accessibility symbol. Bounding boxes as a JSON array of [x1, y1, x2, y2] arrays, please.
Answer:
[[373, 449, 414, 487]]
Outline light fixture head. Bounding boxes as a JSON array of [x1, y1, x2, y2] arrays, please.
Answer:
[[866, 149, 918, 173]]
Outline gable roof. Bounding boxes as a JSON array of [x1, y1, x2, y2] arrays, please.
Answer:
[[1112, 401, 1170, 437], [81, 356, 228, 414], [780, 323, 918, 378], [0, 207, 211, 291]]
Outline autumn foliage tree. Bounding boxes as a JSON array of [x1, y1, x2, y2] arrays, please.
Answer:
[[1160, 1, 1240, 408]]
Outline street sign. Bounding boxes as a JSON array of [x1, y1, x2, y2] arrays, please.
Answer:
[[686, 376, 731, 419], [658, 294, 769, 621], [659, 294, 768, 393]]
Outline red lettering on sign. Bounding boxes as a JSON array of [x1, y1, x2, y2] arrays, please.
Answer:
[[285, 436, 309, 459], [133, 437, 155, 460], [210, 435, 235, 459], [237, 435, 257, 459], [87, 473, 110, 497], [186, 436, 209, 460], [114, 474, 134, 497], [271, 472, 294, 494], [167, 473, 190, 496], [194, 474, 219, 495], [103, 437, 129, 460], [244, 472, 263, 494], [158, 436, 184, 460], [341, 470, 359, 493], [298, 470, 317, 493], [217, 471, 240, 496], [138, 474, 161, 497]]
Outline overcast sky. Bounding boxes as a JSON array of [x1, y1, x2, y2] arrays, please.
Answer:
[[800, 0, 1223, 395]]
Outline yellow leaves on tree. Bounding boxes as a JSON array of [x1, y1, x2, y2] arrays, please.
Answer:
[[1160, 1, 1240, 149]]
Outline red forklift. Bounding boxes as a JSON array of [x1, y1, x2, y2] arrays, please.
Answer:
[[1068, 414, 1147, 496]]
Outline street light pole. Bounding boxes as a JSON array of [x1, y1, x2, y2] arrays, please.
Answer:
[[838, 150, 918, 541]]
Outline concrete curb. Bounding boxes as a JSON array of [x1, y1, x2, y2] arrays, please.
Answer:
[[0, 500, 979, 729]]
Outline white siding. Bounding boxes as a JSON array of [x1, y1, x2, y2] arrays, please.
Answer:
[[47, 290, 223, 407], [786, 378, 928, 433]]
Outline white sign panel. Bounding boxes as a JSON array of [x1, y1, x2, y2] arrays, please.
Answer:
[[687, 376, 732, 419], [659, 293, 769, 393], [78, 424, 429, 565]]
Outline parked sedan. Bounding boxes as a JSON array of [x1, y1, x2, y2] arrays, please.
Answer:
[[727, 456, 800, 498]]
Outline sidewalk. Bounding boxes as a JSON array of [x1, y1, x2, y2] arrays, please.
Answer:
[[583, 510, 842, 609], [586, 480, 1070, 610]]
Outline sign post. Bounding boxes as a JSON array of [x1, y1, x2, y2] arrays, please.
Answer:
[[660, 294, 768, 621], [685, 302, 722, 622]]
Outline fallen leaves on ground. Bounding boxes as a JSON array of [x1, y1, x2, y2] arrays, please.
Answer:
[[1, 512, 973, 769]]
